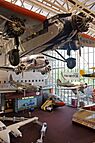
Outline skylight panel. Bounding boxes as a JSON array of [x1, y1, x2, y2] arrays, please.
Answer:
[[23, 2, 33, 10]]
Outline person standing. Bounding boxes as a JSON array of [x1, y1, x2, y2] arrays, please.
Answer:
[[84, 83, 93, 104]]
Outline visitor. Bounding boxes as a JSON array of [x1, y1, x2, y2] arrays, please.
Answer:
[[84, 83, 93, 104]]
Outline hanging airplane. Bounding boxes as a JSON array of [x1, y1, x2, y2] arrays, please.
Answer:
[[57, 79, 87, 95], [0, 0, 93, 69], [58, 71, 85, 87], [82, 72, 95, 78], [0, 54, 50, 75], [0, 117, 38, 143], [9, 74, 41, 92], [57, 71, 86, 92], [57, 79, 85, 88], [80, 69, 95, 78]]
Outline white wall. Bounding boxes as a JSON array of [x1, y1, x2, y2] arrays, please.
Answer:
[[0, 70, 47, 87]]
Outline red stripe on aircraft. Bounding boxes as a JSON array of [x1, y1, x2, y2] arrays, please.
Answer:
[[80, 33, 95, 41], [0, 0, 46, 22]]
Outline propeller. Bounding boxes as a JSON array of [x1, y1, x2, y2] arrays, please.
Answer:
[[71, 12, 93, 32], [14, 63, 26, 77], [4, 15, 25, 38], [41, 65, 51, 75], [19, 63, 26, 77], [45, 59, 49, 65]]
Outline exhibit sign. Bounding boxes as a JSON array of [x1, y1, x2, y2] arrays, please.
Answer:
[[63, 72, 79, 80], [15, 96, 37, 112]]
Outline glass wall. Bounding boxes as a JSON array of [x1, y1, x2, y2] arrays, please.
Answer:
[[46, 46, 95, 105], [80, 47, 95, 86]]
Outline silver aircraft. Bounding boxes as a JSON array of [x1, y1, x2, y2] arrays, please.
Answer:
[[0, 117, 38, 143]]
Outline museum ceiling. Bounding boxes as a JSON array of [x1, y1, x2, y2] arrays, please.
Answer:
[[5, 0, 95, 37], [0, 0, 95, 56]]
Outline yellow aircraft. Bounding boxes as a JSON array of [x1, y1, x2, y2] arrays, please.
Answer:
[[80, 68, 95, 78]]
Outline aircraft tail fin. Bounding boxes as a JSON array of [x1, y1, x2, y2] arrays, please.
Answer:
[[57, 79, 62, 86], [9, 74, 13, 81], [80, 69, 85, 76], [89, 67, 95, 70], [9, 74, 15, 85], [61, 71, 66, 80]]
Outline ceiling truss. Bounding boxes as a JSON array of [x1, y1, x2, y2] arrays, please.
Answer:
[[5, 0, 95, 37]]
